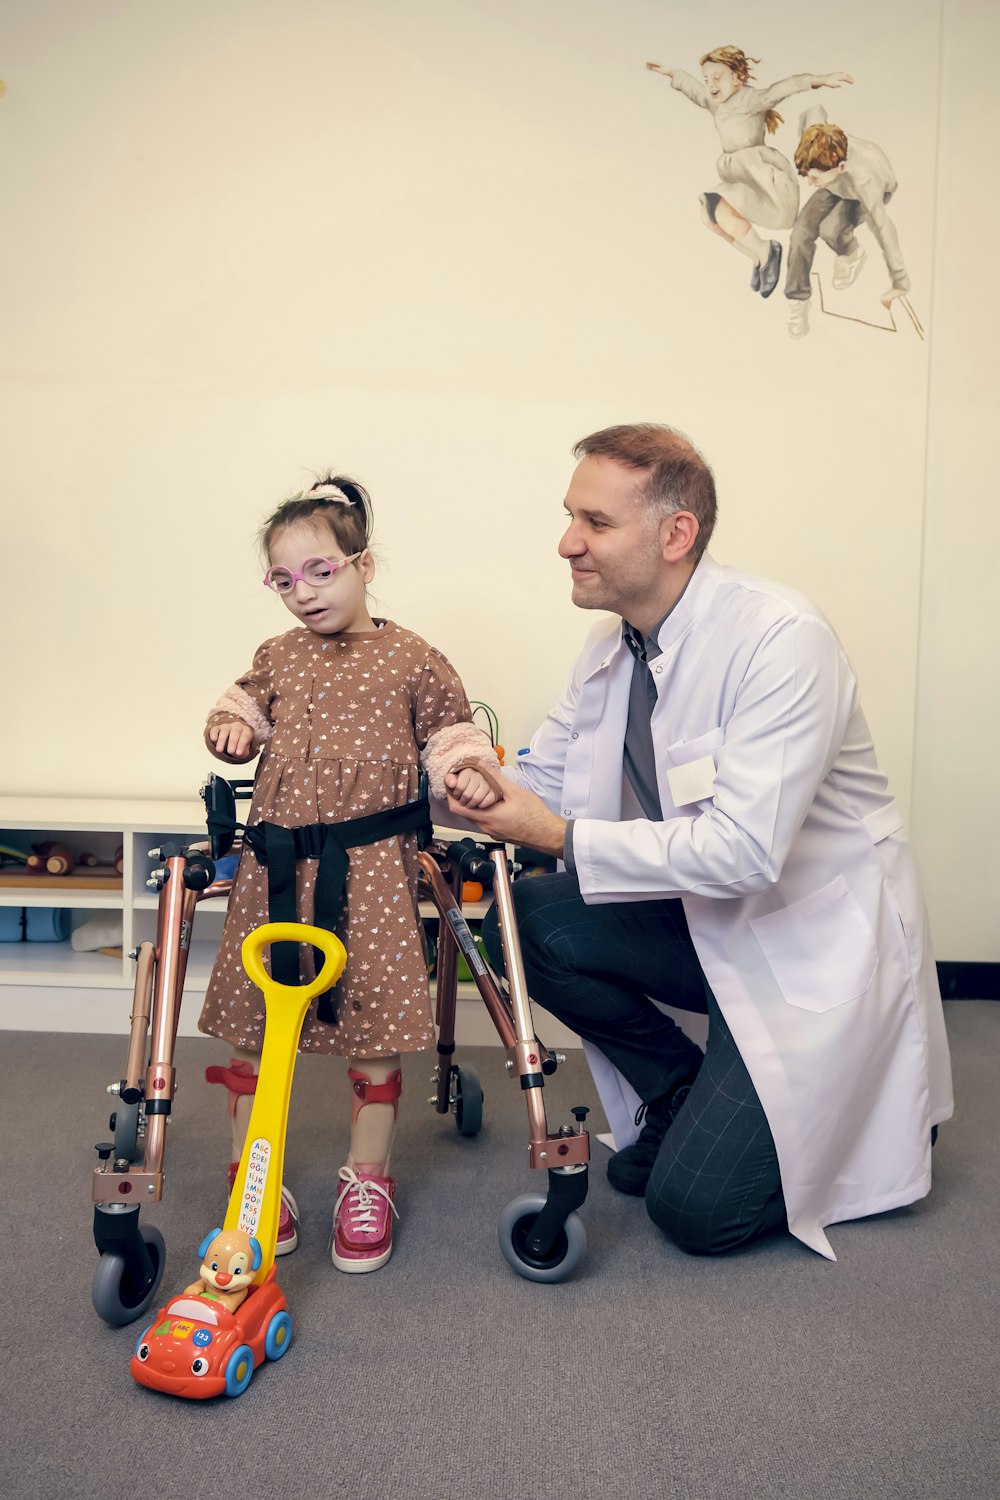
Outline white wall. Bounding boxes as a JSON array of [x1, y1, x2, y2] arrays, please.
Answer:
[[2, 0, 994, 958], [910, 0, 1000, 961]]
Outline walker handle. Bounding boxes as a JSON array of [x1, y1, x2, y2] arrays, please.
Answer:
[[241, 922, 347, 1004], [446, 837, 510, 886]]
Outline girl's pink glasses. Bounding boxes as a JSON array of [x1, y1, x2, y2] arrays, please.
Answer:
[[262, 553, 363, 593]]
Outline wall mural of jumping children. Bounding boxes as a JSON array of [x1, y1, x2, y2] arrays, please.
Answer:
[[645, 48, 853, 299], [784, 113, 921, 339]]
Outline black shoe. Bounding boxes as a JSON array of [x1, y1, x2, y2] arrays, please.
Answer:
[[759, 240, 782, 299], [750, 262, 761, 293], [606, 1083, 693, 1196]]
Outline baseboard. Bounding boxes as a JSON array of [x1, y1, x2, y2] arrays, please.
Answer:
[[0, 986, 584, 1047], [937, 961, 1000, 1001], [3, 966, 994, 1035]]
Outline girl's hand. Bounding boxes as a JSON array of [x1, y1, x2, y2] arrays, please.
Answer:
[[447, 779, 567, 858], [209, 721, 255, 759], [646, 61, 673, 77], [815, 72, 854, 88], [882, 287, 906, 310], [444, 766, 500, 810]]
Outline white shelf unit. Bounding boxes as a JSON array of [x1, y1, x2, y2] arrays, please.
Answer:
[[0, 798, 214, 1032], [0, 796, 209, 1000], [0, 796, 581, 1046]]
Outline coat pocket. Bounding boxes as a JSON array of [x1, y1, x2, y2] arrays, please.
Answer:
[[749, 875, 878, 1013], [663, 727, 725, 808]]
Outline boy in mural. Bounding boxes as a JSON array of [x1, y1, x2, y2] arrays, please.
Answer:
[[646, 49, 853, 297], [785, 119, 909, 337]]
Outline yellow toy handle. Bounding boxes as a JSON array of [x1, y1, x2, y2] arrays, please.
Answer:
[[241, 922, 346, 1003], [224, 923, 347, 1277]]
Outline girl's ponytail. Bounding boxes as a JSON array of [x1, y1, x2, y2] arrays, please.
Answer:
[[259, 473, 374, 560]]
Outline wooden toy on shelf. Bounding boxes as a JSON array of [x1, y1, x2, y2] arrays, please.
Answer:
[[27, 841, 75, 876]]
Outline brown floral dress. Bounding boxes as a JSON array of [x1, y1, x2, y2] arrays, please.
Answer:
[[198, 620, 492, 1058]]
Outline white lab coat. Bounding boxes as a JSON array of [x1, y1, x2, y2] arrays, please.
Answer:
[[512, 554, 953, 1259]]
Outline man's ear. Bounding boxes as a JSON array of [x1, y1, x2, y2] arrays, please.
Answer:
[[661, 511, 700, 563]]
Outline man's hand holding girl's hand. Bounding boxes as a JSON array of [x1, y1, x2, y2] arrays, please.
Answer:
[[445, 776, 568, 858], [444, 766, 500, 810]]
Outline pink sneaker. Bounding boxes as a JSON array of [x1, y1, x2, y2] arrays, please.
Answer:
[[332, 1166, 398, 1273], [227, 1161, 300, 1256]]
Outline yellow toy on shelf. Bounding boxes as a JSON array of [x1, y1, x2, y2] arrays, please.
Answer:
[[131, 922, 346, 1399]]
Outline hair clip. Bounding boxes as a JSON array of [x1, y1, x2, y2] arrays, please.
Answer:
[[299, 482, 352, 504], [283, 482, 351, 505]]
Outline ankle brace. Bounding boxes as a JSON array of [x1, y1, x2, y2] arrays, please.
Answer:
[[205, 1057, 258, 1118], [347, 1067, 402, 1124]]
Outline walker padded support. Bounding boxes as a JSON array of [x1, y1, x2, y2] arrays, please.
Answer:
[[202, 775, 254, 859]]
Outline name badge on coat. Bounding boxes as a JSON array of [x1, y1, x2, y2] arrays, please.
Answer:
[[666, 755, 717, 807]]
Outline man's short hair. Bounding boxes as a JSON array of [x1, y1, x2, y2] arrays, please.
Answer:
[[794, 123, 849, 176], [572, 424, 717, 560]]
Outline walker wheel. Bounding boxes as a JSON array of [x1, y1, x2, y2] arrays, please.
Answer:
[[497, 1193, 587, 1283], [91, 1224, 166, 1327], [451, 1065, 483, 1137]]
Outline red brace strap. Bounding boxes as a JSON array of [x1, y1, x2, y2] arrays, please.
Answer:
[[205, 1058, 258, 1117], [348, 1067, 402, 1123]]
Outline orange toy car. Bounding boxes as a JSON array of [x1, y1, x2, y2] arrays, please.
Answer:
[[130, 1265, 289, 1399]]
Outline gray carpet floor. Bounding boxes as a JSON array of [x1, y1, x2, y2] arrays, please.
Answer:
[[1, 1002, 998, 1500]]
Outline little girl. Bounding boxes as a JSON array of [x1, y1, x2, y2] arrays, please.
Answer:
[[646, 47, 853, 297], [199, 474, 500, 1272]]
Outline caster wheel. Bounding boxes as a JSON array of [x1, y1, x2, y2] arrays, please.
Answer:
[[452, 1065, 483, 1137], [497, 1193, 587, 1283], [91, 1224, 166, 1327], [224, 1343, 255, 1397], [265, 1309, 293, 1361]]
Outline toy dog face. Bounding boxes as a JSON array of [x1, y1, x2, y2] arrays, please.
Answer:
[[196, 1227, 262, 1290]]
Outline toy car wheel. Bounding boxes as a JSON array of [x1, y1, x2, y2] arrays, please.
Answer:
[[91, 1224, 166, 1327], [497, 1193, 587, 1284], [452, 1065, 484, 1137], [224, 1343, 255, 1397], [264, 1309, 293, 1361]]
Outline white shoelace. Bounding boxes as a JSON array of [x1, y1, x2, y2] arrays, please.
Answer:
[[336, 1166, 399, 1238]]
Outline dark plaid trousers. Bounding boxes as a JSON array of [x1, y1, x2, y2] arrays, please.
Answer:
[[480, 872, 787, 1255]]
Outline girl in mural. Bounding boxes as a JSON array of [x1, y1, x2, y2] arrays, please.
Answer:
[[646, 48, 853, 297], [201, 475, 501, 1274]]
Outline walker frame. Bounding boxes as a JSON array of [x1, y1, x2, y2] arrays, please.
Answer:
[[90, 777, 591, 1326]]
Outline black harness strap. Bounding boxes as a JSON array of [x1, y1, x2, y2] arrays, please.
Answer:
[[242, 795, 431, 1024]]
